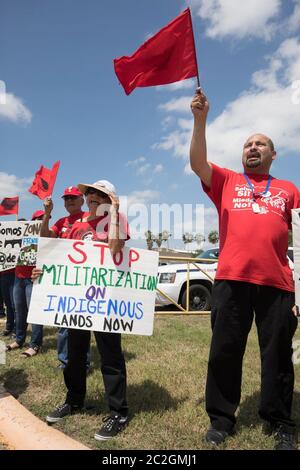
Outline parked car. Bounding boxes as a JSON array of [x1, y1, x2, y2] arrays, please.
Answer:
[[156, 247, 295, 311], [156, 248, 219, 311]]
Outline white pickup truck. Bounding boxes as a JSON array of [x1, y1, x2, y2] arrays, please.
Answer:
[[156, 247, 294, 311], [156, 248, 219, 311]]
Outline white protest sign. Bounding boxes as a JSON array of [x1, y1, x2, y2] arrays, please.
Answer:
[[0, 221, 41, 271], [27, 237, 159, 336], [292, 209, 300, 312]]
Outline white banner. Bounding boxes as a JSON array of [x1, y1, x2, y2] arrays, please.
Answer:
[[27, 238, 159, 336], [292, 208, 300, 312], [0, 221, 41, 271]]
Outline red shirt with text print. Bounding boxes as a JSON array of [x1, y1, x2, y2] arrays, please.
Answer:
[[202, 163, 300, 292]]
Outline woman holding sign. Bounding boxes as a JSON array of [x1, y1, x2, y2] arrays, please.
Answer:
[[33, 180, 130, 441]]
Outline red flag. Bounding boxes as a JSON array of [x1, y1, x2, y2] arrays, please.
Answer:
[[28, 161, 60, 200], [114, 8, 198, 95], [0, 197, 19, 216]]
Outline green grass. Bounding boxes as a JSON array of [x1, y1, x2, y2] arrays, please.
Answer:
[[1, 316, 299, 450]]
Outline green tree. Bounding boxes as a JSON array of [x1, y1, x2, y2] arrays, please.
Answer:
[[208, 230, 219, 245], [182, 232, 194, 251], [145, 230, 154, 250]]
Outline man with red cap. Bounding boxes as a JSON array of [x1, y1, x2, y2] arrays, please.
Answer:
[[40, 187, 90, 369], [40, 186, 87, 239], [6, 211, 45, 356]]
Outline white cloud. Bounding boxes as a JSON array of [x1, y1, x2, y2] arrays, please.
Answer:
[[0, 93, 32, 124], [153, 164, 163, 173], [159, 96, 191, 113], [126, 156, 164, 179], [126, 156, 146, 166], [155, 36, 300, 171], [156, 78, 196, 92], [137, 163, 151, 176], [0, 172, 32, 199], [189, 0, 281, 40], [287, 0, 300, 32], [123, 190, 160, 207]]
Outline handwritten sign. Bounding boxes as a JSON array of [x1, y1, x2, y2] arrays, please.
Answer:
[[27, 238, 159, 336], [0, 221, 41, 271], [292, 209, 300, 311]]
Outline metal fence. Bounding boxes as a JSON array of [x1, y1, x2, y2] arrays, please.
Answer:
[[155, 255, 216, 316]]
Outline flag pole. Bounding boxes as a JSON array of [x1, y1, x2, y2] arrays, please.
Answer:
[[188, 8, 201, 88]]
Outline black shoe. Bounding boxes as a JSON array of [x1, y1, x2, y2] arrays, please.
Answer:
[[273, 425, 297, 450], [46, 403, 81, 424], [1, 330, 12, 337], [205, 427, 233, 445], [94, 413, 128, 441]]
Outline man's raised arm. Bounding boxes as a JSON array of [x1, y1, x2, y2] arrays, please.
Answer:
[[190, 88, 212, 188]]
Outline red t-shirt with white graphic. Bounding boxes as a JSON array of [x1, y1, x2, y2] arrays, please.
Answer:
[[202, 164, 300, 292], [51, 211, 89, 239], [67, 213, 130, 242]]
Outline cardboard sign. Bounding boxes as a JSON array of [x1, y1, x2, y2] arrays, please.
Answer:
[[292, 209, 300, 312], [27, 238, 159, 336], [0, 221, 41, 271]]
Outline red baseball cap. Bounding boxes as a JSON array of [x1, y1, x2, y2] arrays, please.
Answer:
[[62, 186, 83, 198], [32, 210, 46, 220]]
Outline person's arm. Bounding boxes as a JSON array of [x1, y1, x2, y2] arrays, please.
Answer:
[[108, 195, 125, 255], [40, 197, 57, 238], [190, 88, 212, 188]]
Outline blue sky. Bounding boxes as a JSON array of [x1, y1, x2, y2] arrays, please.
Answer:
[[0, 0, 300, 250]]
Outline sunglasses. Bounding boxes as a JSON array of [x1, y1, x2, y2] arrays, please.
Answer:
[[85, 187, 108, 198]]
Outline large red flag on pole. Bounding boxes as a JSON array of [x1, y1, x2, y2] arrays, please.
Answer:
[[0, 197, 19, 216], [114, 8, 199, 95], [28, 161, 60, 200]]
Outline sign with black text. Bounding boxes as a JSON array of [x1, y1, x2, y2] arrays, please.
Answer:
[[27, 238, 159, 335], [0, 221, 41, 271]]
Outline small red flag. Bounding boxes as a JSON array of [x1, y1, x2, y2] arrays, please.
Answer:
[[114, 8, 198, 95], [28, 161, 60, 200], [0, 197, 19, 216]]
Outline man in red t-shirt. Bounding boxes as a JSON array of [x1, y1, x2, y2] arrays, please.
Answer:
[[40, 186, 90, 369], [190, 88, 300, 450], [40, 186, 88, 239]]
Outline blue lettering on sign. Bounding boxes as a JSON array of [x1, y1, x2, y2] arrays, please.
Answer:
[[43, 294, 144, 320]]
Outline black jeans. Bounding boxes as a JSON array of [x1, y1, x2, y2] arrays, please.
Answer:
[[64, 328, 128, 417], [206, 280, 298, 432]]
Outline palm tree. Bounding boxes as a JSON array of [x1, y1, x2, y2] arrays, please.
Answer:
[[194, 233, 205, 247], [208, 230, 219, 245], [161, 230, 171, 249], [154, 232, 163, 251], [145, 230, 154, 250], [182, 232, 194, 251]]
